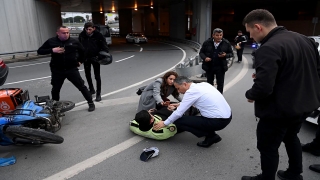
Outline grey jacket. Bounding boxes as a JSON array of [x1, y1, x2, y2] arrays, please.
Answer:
[[137, 78, 180, 112]]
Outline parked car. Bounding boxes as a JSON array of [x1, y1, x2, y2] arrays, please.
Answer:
[[0, 58, 9, 86], [308, 36, 320, 55], [126, 33, 148, 43]]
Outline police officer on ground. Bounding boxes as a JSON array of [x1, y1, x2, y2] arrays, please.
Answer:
[[79, 22, 109, 102], [37, 26, 95, 112]]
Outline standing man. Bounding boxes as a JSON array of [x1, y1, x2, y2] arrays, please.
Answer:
[[37, 26, 95, 112], [234, 30, 248, 63], [153, 76, 232, 148], [79, 22, 109, 102], [199, 28, 233, 94], [242, 9, 320, 180]]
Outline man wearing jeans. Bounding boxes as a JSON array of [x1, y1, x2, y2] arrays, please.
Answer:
[[153, 76, 232, 148]]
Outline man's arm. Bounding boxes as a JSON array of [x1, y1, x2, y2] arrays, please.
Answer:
[[37, 40, 53, 55], [76, 41, 85, 63], [245, 46, 280, 100], [98, 33, 109, 53]]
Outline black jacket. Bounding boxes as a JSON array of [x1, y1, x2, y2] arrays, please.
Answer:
[[37, 36, 85, 70], [246, 26, 320, 119], [234, 35, 248, 48], [78, 30, 109, 59], [199, 38, 233, 71]]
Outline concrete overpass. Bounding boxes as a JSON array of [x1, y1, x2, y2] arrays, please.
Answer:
[[0, 0, 320, 56]]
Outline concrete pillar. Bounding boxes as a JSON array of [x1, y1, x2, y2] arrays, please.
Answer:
[[169, 1, 186, 39], [0, 0, 61, 55], [193, 0, 212, 44], [132, 9, 143, 32], [118, 9, 133, 36], [144, 6, 159, 37], [159, 5, 169, 36]]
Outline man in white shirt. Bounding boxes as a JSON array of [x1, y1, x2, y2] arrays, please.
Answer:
[[153, 76, 232, 147]]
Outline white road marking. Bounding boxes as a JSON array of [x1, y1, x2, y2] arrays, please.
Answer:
[[43, 136, 144, 180], [9, 61, 50, 69], [3, 69, 84, 85], [224, 56, 249, 93], [115, 55, 135, 62]]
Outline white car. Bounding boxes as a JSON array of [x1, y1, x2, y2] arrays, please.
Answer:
[[126, 33, 148, 43]]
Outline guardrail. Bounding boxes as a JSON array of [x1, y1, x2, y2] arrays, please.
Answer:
[[0, 50, 39, 60]]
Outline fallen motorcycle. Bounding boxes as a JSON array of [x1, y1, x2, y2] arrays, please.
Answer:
[[0, 88, 75, 145]]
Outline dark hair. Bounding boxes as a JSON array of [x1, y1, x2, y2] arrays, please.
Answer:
[[238, 30, 242, 33], [135, 110, 152, 131], [57, 26, 68, 31], [213, 28, 223, 34], [84, 22, 94, 29], [161, 71, 179, 99], [242, 9, 276, 28], [174, 76, 193, 85]]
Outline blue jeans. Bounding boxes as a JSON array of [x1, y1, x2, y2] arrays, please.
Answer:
[[173, 114, 232, 138]]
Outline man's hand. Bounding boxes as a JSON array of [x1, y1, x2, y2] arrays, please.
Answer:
[[161, 101, 170, 106], [167, 103, 179, 111], [78, 62, 82, 67], [247, 99, 254, 103], [252, 73, 256, 79], [52, 47, 65, 54], [218, 52, 226, 58], [205, 57, 212, 62], [153, 121, 165, 131]]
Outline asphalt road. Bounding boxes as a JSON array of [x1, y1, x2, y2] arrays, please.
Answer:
[[0, 38, 319, 180]]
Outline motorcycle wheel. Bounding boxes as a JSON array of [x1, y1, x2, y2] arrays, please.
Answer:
[[5, 126, 64, 144], [56, 101, 75, 113]]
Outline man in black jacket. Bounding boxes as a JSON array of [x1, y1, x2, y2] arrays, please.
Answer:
[[199, 28, 233, 94], [79, 22, 109, 102], [37, 26, 95, 112], [241, 9, 320, 180], [234, 30, 248, 63]]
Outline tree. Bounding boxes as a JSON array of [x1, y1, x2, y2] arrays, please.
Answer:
[[73, 16, 85, 23]]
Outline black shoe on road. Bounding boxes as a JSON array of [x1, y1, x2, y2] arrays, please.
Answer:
[[241, 174, 262, 180], [197, 135, 221, 148], [277, 170, 303, 180], [301, 143, 320, 156], [309, 164, 320, 173], [95, 94, 101, 102], [88, 103, 95, 112]]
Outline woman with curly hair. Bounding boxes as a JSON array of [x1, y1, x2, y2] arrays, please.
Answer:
[[137, 71, 181, 112]]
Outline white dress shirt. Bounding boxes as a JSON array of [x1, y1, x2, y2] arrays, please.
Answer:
[[164, 82, 231, 126]]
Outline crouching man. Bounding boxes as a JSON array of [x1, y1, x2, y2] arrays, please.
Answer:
[[153, 76, 232, 148]]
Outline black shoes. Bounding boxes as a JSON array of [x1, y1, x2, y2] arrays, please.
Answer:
[[95, 93, 101, 102], [309, 164, 320, 173], [241, 174, 262, 180], [197, 135, 222, 148], [88, 103, 95, 112], [89, 89, 96, 95], [301, 143, 320, 156], [277, 170, 303, 180]]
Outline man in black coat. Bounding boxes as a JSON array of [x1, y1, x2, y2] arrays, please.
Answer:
[[234, 30, 248, 63], [199, 28, 233, 94], [241, 9, 320, 180], [79, 22, 109, 102], [38, 26, 95, 112]]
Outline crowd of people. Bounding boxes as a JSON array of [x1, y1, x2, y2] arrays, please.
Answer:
[[37, 8, 320, 180]]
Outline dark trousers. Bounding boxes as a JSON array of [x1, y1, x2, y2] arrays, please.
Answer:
[[206, 66, 225, 94], [51, 68, 93, 103], [84, 60, 101, 94], [174, 115, 232, 138], [257, 114, 308, 180], [236, 48, 244, 62]]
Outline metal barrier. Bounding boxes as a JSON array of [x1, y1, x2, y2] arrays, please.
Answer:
[[0, 50, 38, 59]]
